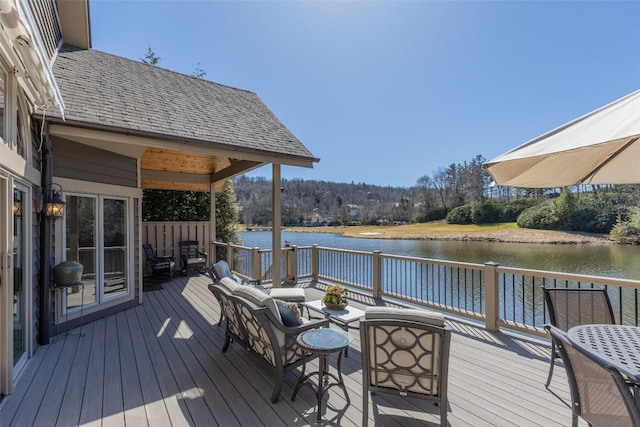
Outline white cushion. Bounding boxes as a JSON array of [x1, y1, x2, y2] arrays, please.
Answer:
[[218, 277, 241, 292], [365, 306, 445, 327], [234, 285, 281, 322], [268, 288, 306, 303]]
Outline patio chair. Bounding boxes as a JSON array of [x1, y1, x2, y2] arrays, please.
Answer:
[[208, 260, 306, 325], [178, 240, 208, 275], [542, 286, 615, 389], [360, 306, 451, 427], [545, 325, 640, 427], [143, 243, 176, 280]]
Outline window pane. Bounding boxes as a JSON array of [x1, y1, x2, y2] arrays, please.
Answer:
[[65, 195, 97, 308], [104, 198, 127, 299]]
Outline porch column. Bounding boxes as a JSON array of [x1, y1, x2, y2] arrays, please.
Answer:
[[210, 181, 216, 261], [272, 164, 281, 287]]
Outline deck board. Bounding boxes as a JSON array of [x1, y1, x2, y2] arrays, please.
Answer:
[[1, 274, 586, 426]]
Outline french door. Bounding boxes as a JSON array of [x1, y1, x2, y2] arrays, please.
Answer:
[[63, 194, 129, 313], [0, 177, 30, 396]]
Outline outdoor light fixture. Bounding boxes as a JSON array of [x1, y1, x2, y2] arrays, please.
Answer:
[[13, 199, 22, 217], [42, 183, 65, 221]]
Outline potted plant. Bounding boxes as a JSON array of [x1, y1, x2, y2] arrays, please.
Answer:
[[322, 284, 348, 311]]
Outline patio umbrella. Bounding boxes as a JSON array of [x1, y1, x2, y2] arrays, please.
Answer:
[[485, 89, 640, 188]]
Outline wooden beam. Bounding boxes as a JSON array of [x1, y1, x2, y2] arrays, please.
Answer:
[[210, 160, 262, 183], [141, 170, 211, 185]]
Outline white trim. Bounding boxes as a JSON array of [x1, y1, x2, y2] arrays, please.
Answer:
[[55, 177, 142, 199], [56, 188, 137, 324]]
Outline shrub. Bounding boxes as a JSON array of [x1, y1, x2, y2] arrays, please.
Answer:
[[471, 200, 502, 224], [500, 198, 539, 222], [446, 204, 472, 224], [610, 210, 640, 243], [327, 219, 342, 226], [414, 207, 448, 223]]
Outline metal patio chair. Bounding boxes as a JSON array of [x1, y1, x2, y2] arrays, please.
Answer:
[[178, 240, 208, 275], [360, 306, 451, 427], [142, 243, 176, 280], [545, 325, 640, 427], [542, 286, 615, 389]]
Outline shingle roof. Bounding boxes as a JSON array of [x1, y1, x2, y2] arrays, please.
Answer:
[[50, 45, 317, 162]]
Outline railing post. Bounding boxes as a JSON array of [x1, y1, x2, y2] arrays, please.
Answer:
[[372, 250, 382, 299], [251, 247, 261, 283], [226, 244, 233, 269], [311, 244, 319, 283], [484, 261, 500, 332], [285, 245, 297, 285]]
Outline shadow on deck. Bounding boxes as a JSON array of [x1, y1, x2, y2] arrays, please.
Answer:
[[0, 274, 583, 426]]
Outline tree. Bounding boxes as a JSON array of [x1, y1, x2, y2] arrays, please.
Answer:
[[215, 181, 241, 260], [141, 46, 160, 65], [192, 62, 207, 79]]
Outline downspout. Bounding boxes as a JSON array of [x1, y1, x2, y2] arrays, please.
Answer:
[[38, 120, 52, 345]]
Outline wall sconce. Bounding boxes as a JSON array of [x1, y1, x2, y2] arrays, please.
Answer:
[[42, 183, 65, 221], [13, 196, 22, 217]]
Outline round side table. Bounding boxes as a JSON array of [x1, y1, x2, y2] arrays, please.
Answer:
[[291, 328, 353, 423]]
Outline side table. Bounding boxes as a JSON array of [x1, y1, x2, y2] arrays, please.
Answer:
[[291, 328, 353, 422], [54, 282, 86, 338]]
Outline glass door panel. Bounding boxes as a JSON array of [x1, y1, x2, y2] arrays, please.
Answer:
[[65, 195, 97, 309], [12, 189, 25, 367], [103, 198, 127, 299]]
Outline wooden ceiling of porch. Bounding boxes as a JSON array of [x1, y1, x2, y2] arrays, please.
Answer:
[[141, 147, 262, 193]]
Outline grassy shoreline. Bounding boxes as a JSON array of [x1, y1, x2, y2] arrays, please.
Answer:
[[241, 221, 612, 245]]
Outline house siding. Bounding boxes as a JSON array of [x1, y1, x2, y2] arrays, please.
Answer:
[[31, 193, 41, 350], [51, 137, 137, 187], [26, 0, 62, 61]]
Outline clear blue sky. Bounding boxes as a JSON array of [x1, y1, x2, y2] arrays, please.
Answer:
[[90, 1, 639, 188]]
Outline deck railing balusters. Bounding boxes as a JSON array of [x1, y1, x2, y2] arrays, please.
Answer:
[[212, 240, 640, 335]]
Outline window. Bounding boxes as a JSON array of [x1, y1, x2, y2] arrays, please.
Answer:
[[64, 193, 130, 312]]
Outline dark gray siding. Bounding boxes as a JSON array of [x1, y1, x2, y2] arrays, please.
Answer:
[[52, 137, 137, 187], [31, 192, 41, 350]]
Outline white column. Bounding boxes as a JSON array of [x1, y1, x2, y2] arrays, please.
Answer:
[[271, 164, 281, 287]]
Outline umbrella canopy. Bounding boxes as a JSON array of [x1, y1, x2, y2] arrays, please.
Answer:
[[485, 89, 640, 188]]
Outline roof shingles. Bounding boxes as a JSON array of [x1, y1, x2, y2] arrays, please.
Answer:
[[51, 45, 316, 161]]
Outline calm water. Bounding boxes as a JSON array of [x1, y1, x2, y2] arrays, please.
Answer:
[[240, 231, 640, 280]]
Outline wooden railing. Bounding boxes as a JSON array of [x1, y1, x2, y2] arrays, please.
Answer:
[[139, 223, 640, 335], [212, 241, 640, 337]]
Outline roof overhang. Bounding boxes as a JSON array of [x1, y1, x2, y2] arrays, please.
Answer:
[[48, 123, 314, 192], [56, 0, 91, 49]]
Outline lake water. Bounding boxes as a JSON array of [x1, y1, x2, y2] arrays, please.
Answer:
[[240, 231, 640, 280]]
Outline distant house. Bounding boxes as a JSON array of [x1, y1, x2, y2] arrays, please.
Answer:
[[0, 0, 317, 397], [346, 204, 361, 220]]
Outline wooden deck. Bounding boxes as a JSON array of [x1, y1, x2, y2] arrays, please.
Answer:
[[0, 274, 584, 426]]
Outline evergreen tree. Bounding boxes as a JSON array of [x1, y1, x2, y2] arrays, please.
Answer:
[[215, 180, 241, 260], [141, 46, 160, 65]]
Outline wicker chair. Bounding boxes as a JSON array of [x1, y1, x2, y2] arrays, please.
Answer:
[[178, 240, 208, 275], [360, 306, 451, 427], [142, 243, 176, 280], [542, 287, 615, 389], [545, 325, 640, 427]]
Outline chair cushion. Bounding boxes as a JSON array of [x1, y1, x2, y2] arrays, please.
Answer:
[[218, 277, 241, 293], [274, 300, 303, 326], [365, 306, 445, 327], [268, 288, 306, 303], [234, 285, 281, 323]]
